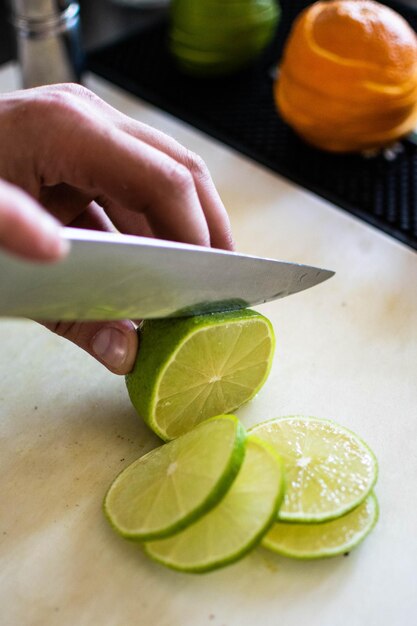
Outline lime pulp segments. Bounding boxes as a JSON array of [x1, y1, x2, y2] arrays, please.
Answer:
[[126, 310, 275, 441], [144, 436, 285, 573], [104, 415, 246, 541], [262, 493, 379, 559], [250, 416, 378, 523]]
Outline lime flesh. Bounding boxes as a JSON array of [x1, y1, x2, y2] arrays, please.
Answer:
[[250, 416, 378, 523], [262, 493, 379, 559], [104, 415, 246, 541], [145, 436, 285, 573], [126, 310, 275, 441]]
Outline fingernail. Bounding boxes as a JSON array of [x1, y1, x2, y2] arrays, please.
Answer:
[[92, 327, 129, 370]]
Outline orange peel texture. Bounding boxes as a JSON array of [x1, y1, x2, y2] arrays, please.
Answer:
[[275, 0, 417, 152]]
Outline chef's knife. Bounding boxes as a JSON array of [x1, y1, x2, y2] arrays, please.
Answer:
[[0, 228, 334, 320]]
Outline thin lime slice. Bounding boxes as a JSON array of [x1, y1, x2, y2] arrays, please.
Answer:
[[144, 436, 285, 573], [126, 309, 275, 441], [262, 493, 379, 559], [104, 415, 246, 541], [250, 416, 378, 523]]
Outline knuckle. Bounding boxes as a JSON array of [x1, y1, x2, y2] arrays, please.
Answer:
[[164, 160, 195, 195], [27, 89, 79, 125], [53, 83, 91, 98], [184, 150, 210, 181], [54, 83, 103, 108], [48, 92, 80, 118], [39, 85, 75, 107], [5, 96, 39, 132], [31, 84, 101, 122], [2, 84, 104, 143]]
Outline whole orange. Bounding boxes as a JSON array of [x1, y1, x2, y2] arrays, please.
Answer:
[[275, 0, 417, 152]]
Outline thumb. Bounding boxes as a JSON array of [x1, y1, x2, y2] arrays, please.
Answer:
[[42, 319, 138, 375]]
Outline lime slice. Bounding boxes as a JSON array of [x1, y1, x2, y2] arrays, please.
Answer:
[[250, 416, 378, 523], [104, 415, 246, 541], [126, 309, 275, 441], [262, 493, 379, 559], [144, 436, 285, 573]]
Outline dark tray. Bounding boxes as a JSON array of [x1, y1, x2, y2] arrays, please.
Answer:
[[87, 0, 417, 251]]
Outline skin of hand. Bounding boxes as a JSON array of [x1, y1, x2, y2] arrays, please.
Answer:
[[0, 83, 234, 374]]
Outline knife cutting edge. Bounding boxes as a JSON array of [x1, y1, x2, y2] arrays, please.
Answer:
[[0, 227, 334, 321]]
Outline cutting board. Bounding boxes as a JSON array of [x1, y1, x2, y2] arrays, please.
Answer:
[[0, 64, 416, 626]]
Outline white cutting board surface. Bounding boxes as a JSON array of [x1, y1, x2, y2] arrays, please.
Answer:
[[0, 63, 416, 626]]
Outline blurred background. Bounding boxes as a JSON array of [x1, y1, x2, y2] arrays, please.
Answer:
[[2, 0, 417, 65], [2, 0, 417, 249], [1, 0, 417, 67], [0, 0, 170, 66]]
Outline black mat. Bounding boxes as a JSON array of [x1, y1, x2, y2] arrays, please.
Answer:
[[87, 0, 417, 251]]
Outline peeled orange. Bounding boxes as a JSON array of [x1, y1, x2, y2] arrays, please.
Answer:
[[275, 0, 417, 152]]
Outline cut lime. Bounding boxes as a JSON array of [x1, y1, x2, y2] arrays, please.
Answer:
[[250, 416, 378, 523], [262, 492, 379, 559], [144, 436, 285, 573], [104, 415, 246, 541], [170, 0, 280, 76], [126, 309, 275, 441]]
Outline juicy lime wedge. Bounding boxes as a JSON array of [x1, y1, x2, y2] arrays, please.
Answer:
[[262, 493, 379, 559], [144, 436, 285, 573], [126, 309, 275, 441], [250, 416, 378, 523], [104, 415, 246, 541]]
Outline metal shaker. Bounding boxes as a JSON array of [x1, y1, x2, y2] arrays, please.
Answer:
[[10, 0, 83, 88]]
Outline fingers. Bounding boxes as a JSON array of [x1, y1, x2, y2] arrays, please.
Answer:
[[30, 85, 234, 249], [111, 120, 235, 250], [0, 178, 69, 261], [43, 319, 138, 375], [80, 91, 235, 250], [52, 113, 212, 247], [68, 201, 118, 232]]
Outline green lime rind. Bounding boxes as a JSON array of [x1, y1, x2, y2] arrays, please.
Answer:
[[144, 435, 285, 573], [103, 415, 246, 541], [126, 309, 275, 442], [249, 416, 378, 523], [262, 492, 379, 560], [171, 1, 280, 32], [169, 0, 280, 75], [171, 28, 276, 76]]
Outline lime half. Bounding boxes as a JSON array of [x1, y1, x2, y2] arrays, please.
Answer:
[[144, 436, 285, 573], [170, 0, 280, 76], [126, 309, 275, 441], [104, 415, 246, 541], [250, 416, 378, 523], [262, 493, 379, 559]]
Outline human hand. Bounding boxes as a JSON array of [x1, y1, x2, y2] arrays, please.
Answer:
[[0, 83, 234, 374]]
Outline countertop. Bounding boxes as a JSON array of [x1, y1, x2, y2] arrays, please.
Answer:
[[0, 62, 416, 625]]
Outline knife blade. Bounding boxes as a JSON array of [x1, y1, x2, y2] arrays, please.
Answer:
[[0, 228, 334, 321]]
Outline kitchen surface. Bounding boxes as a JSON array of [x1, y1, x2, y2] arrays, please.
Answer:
[[0, 1, 417, 625]]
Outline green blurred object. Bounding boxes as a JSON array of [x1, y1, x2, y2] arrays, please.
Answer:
[[169, 0, 280, 75]]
